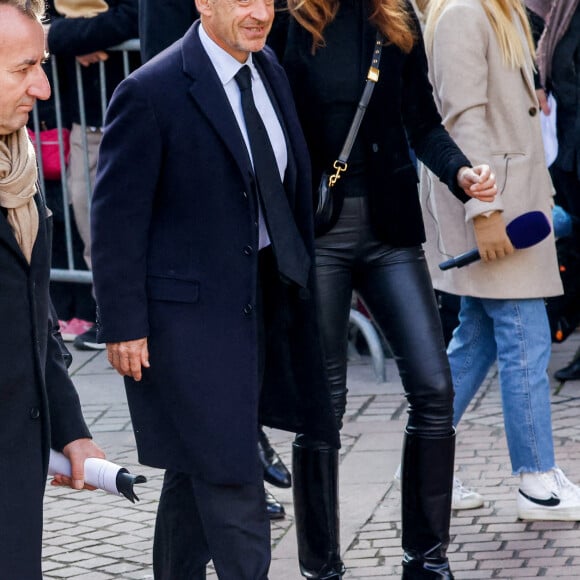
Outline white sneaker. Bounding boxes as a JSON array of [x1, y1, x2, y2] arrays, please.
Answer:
[[393, 466, 484, 510], [517, 468, 580, 521], [451, 477, 484, 510]]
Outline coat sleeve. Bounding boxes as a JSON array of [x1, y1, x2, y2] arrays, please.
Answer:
[[429, 2, 505, 219], [47, 0, 139, 56], [90, 75, 162, 343], [45, 303, 91, 451]]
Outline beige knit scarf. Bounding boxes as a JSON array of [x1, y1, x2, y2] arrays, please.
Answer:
[[0, 128, 39, 263], [54, 0, 108, 18]]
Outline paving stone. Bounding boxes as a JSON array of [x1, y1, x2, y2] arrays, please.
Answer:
[[38, 332, 580, 577]]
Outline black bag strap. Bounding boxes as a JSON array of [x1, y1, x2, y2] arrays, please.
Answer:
[[328, 31, 385, 188]]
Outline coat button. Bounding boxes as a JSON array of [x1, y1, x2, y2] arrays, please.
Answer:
[[242, 191, 248, 199], [528, 106, 537, 116], [372, 143, 379, 153], [243, 245, 253, 256], [243, 303, 253, 316], [29, 407, 40, 420]]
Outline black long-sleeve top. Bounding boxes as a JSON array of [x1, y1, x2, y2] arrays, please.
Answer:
[[269, 0, 471, 243]]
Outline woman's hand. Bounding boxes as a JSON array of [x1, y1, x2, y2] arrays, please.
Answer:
[[457, 165, 497, 202], [536, 88, 551, 115]]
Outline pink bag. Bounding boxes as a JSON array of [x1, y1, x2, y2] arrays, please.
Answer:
[[28, 127, 71, 181]]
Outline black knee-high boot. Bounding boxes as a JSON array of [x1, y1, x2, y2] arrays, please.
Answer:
[[292, 435, 345, 579], [401, 430, 455, 580]]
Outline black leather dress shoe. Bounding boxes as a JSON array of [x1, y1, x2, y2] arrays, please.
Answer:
[[554, 356, 580, 382], [265, 489, 285, 520], [258, 429, 292, 488]]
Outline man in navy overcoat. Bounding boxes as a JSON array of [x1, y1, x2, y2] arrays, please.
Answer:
[[0, 3, 104, 577], [90, 0, 339, 576]]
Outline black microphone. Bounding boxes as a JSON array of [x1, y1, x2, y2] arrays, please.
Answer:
[[439, 211, 551, 271]]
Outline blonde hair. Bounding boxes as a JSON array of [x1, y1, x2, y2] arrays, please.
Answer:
[[424, 0, 535, 68], [287, 0, 417, 54]]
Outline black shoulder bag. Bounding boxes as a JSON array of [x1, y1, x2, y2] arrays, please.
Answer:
[[314, 32, 385, 231]]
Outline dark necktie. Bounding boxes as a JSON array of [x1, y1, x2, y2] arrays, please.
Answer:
[[234, 65, 310, 288]]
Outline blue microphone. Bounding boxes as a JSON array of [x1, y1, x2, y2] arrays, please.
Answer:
[[439, 211, 551, 271]]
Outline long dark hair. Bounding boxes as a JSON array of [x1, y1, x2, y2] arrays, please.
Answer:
[[287, 0, 417, 53]]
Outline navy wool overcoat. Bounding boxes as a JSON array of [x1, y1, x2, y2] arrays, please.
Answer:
[[91, 21, 340, 486]]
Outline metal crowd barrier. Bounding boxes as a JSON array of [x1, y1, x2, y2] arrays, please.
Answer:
[[30, 39, 140, 284], [349, 309, 387, 382]]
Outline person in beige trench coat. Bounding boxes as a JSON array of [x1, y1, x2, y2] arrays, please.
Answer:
[[420, 0, 580, 522]]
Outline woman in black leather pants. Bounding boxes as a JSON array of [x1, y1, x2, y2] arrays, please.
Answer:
[[269, 0, 498, 577]]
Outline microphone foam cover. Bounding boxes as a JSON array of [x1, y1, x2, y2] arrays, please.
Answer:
[[506, 211, 551, 249]]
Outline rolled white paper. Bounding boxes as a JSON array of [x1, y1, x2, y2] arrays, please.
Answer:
[[48, 449, 125, 497]]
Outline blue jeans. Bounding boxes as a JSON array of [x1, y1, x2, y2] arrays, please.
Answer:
[[449, 297, 556, 474]]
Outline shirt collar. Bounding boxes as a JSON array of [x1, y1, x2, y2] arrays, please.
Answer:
[[198, 22, 255, 86]]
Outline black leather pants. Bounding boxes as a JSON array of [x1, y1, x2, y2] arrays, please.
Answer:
[[294, 198, 455, 579], [315, 197, 454, 436]]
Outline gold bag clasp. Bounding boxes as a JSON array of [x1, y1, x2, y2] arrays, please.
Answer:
[[328, 160, 348, 187]]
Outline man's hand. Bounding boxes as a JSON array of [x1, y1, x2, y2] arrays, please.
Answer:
[[107, 337, 150, 381], [457, 164, 497, 202], [473, 211, 515, 262], [52, 438, 106, 490], [76, 50, 109, 67]]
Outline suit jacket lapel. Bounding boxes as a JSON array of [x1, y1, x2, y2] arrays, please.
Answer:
[[30, 190, 50, 270], [520, 63, 537, 104], [181, 23, 253, 183]]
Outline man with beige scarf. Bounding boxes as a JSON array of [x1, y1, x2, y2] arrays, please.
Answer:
[[0, 1, 104, 577]]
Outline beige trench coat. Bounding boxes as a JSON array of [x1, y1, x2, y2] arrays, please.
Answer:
[[419, 0, 562, 299]]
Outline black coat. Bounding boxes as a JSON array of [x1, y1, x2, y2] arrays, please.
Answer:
[[270, 2, 471, 245], [0, 193, 90, 578], [138, 0, 198, 62], [91, 22, 340, 486], [550, 7, 580, 178]]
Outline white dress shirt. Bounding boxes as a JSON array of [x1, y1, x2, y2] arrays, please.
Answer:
[[199, 24, 289, 250]]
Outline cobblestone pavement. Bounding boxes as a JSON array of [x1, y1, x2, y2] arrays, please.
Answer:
[[42, 331, 580, 579]]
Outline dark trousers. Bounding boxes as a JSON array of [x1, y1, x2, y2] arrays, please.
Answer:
[[315, 197, 454, 435], [153, 253, 271, 580], [153, 470, 271, 579]]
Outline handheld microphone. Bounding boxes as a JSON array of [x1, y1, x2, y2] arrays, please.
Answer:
[[439, 211, 551, 271]]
